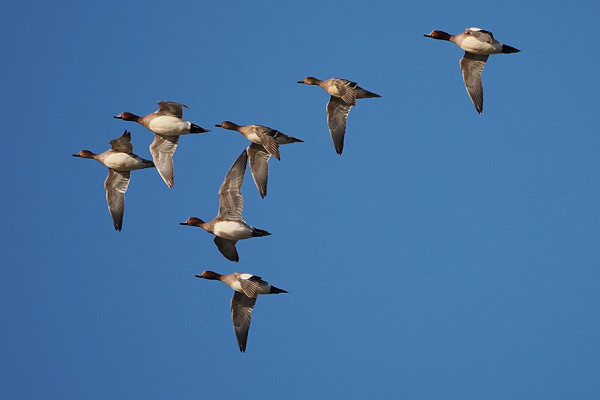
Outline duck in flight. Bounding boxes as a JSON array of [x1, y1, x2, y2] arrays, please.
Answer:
[[215, 121, 303, 198], [180, 149, 271, 262], [196, 270, 288, 352], [73, 130, 154, 231], [424, 27, 520, 113], [297, 77, 380, 155], [114, 101, 209, 187]]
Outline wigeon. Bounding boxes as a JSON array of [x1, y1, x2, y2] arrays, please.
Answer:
[[297, 77, 381, 155], [73, 130, 154, 231], [196, 270, 288, 352], [215, 121, 303, 198], [180, 149, 270, 262], [424, 27, 520, 113], [114, 101, 210, 188]]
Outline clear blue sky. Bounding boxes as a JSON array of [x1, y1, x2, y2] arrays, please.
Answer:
[[2, 0, 599, 399]]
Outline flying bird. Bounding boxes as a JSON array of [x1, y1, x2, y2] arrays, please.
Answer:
[[424, 27, 520, 113], [114, 101, 210, 188], [73, 130, 155, 231], [215, 121, 303, 197], [180, 149, 271, 262], [196, 270, 288, 352], [297, 77, 380, 155]]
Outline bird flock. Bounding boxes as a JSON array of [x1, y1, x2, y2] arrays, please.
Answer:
[[73, 27, 519, 352]]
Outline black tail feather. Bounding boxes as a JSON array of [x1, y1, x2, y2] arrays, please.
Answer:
[[252, 227, 271, 237], [270, 285, 288, 294], [502, 44, 520, 54], [190, 123, 210, 133], [364, 90, 382, 98]]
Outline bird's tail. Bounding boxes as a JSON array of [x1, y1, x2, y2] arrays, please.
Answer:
[[252, 228, 271, 237], [270, 285, 288, 294], [190, 123, 210, 133], [502, 44, 520, 54], [272, 131, 304, 144], [278, 134, 304, 144], [362, 90, 382, 98]]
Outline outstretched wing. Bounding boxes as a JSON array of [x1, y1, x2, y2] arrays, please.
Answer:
[[326, 96, 352, 155], [230, 291, 257, 352], [247, 143, 271, 198], [156, 101, 188, 118], [149, 134, 179, 188], [217, 149, 248, 220], [213, 237, 239, 262], [104, 169, 131, 231], [109, 130, 134, 154], [460, 52, 489, 114]]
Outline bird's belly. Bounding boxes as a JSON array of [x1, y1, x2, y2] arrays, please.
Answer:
[[148, 116, 190, 135], [246, 132, 262, 143], [213, 221, 253, 240], [103, 153, 145, 171], [460, 37, 502, 54], [326, 85, 343, 97]]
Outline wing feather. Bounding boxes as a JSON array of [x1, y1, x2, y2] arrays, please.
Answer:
[[231, 291, 256, 352], [326, 96, 352, 154], [213, 237, 239, 262], [104, 169, 130, 231], [109, 130, 134, 153], [217, 149, 248, 220], [149, 134, 179, 187], [460, 52, 489, 114], [247, 144, 271, 198], [156, 101, 187, 118]]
